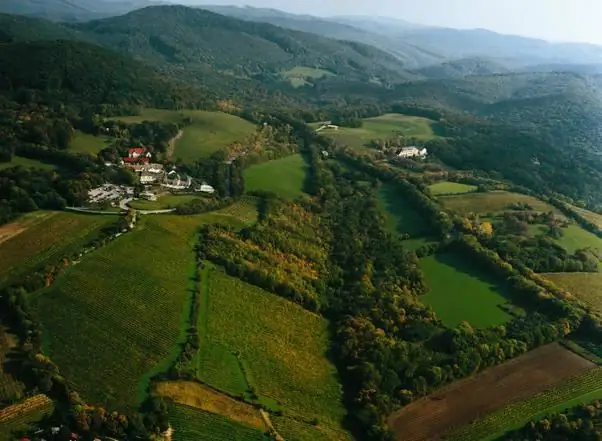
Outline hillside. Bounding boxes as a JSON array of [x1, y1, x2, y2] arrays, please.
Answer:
[[411, 57, 509, 79]]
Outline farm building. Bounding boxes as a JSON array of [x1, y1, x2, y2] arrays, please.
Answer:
[[316, 124, 339, 132], [398, 146, 428, 158]]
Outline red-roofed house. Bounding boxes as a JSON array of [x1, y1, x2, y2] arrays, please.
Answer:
[[124, 147, 152, 164]]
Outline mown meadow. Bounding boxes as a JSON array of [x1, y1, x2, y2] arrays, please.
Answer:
[[243, 154, 308, 199]]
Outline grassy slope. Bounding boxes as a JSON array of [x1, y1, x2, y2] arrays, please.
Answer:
[[0, 156, 56, 171], [317, 113, 438, 151], [378, 183, 432, 237], [128, 194, 201, 210], [244, 154, 308, 199], [0, 212, 116, 284], [281, 66, 335, 88], [428, 181, 477, 196], [440, 191, 559, 215], [108, 108, 255, 162], [447, 367, 602, 441], [568, 204, 602, 228], [199, 266, 348, 434], [420, 253, 513, 328], [70, 130, 110, 155], [169, 403, 269, 441], [554, 224, 602, 254]]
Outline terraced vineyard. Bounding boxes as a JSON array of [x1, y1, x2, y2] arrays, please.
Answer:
[[272, 415, 352, 441], [446, 367, 602, 441], [169, 403, 269, 441], [0, 395, 53, 441]]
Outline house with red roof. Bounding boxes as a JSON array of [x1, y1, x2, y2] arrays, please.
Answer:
[[124, 147, 152, 164]]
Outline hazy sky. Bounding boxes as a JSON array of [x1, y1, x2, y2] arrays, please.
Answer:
[[184, 0, 602, 45]]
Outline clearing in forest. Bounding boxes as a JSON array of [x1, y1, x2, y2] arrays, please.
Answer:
[[315, 113, 438, 151], [70, 130, 110, 155], [197, 266, 349, 437], [378, 183, 432, 237], [168, 402, 269, 441], [387, 343, 595, 441], [440, 191, 558, 215], [447, 366, 602, 441], [544, 272, 602, 314], [281, 66, 335, 88], [0, 156, 56, 171], [419, 253, 513, 328], [552, 225, 602, 254], [0, 394, 53, 441], [428, 181, 477, 196], [108, 108, 255, 162], [244, 154, 308, 199], [0, 211, 116, 283]]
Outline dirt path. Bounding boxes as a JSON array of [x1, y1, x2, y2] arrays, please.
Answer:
[[260, 409, 285, 441], [167, 130, 184, 160]]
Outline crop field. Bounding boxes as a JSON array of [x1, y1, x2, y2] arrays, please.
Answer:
[[169, 403, 269, 441], [553, 224, 602, 254], [244, 154, 308, 199], [543, 272, 602, 314], [128, 194, 201, 210], [109, 108, 255, 162], [281, 66, 335, 88], [316, 113, 438, 151], [419, 253, 513, 328], [272, 416, 353, 441], [446, 367, 602, 441], [70, 130, 110, 155], [440, 191, 558, 215], [0, 327, 24, 405], [0, 212, 116, 284], [0, 395, 53, 441], [156, 381, 266, 430], [29, 215, 204, 411], [0, 156, 56, 171], [198, 266, 348, 435], [428, 181, 477, 196], [378, 183, 432, 237], [387, 343, 594, 441]]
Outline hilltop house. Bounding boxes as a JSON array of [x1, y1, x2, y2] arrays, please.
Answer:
[[398, 146, 428, 159]]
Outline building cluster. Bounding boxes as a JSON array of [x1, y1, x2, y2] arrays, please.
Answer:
[[397, 146, 428, 159]]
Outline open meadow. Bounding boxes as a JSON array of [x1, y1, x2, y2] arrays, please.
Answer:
[[0, 395, 53, 441], [197, 266, 349, 436], [543, 272, 602, 314], [446, 366, 602, 441], [419, 253, 513, 328], [378, 183, 432, 237], [0, 211, 117, 284], [440, 191, 558, 215], [281, 66, 335, 88], [0, 156, 56, 171], [567, 204, 602, 228], [168, 402, 269, 441], [553, 224, 602, 254], [428, 181, 477, 196], [316, 113, 438, 151], [387, 343, 595, 441], [244, 154, 308, 199], [128, 194, 202, 211], [70, 130, 110, 155], [108, 108, 255, 162]]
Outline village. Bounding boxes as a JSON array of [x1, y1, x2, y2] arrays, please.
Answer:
[[86, 147, 215, 210]]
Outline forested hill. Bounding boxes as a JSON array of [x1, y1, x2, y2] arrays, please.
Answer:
[[0, 39, 212, 109], [71, 6, 416, 86]]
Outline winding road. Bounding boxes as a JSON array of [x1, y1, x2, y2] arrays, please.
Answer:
[[68, 198, 175, 215]]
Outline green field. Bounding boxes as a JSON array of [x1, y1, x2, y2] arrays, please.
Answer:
[[544, 272, 602, 314], [378, 183, 432, 237], [316, 113, 438, 151], [108, 108, 255, 162], [446, 367, 602, 441], [428, 181, 477, 196], [440, 191, 558, 215], [567, 204, 602, 229], [420, 253, 513, 328], [169, 403, 269, 441], [30, 215, 206, 411], [0, 211, 117, 284], [553, 224, 602, 254], [244, 154, 308, 199], [0, 156, 56, 171], [197, 265, 348, 435], [281, 66, 335, 88], [128, 194, 202, 210], [70, 130, 110, 155], [272, 416, 352, 441]]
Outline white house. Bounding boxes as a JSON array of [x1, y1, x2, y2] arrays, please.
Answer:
[[398, 146, 428, 159], [140, 173, 156, 184], [199, 183, 215, 194]]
